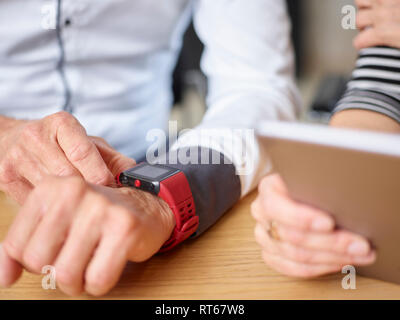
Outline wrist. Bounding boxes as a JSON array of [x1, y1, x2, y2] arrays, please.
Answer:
[[119, 187, 176, 241], [117, 163, 199, 252]]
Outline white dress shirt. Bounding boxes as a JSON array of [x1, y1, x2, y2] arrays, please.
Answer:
[[0, 0, 301, 198]]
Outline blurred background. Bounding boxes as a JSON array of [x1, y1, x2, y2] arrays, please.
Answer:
[[171, 0, 358, 129]]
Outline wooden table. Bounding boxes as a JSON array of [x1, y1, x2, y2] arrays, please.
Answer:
[[1, 191, 400, 300]]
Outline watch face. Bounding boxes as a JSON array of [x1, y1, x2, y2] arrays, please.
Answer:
[[130, 165, 171, 179], [119, 163, 180, 194]]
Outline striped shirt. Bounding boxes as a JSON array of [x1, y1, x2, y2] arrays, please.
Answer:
[[334, 46, 400, 123]]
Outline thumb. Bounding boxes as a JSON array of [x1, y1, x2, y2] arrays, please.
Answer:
[[0, 243, 23, 288], [90, 137, 136, 178]]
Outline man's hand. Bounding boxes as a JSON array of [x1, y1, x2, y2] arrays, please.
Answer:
[[354, 0, 400, 49], [251, 174, 376, 278], [0, 176, 175, 296], [0, 112, 135, 204]]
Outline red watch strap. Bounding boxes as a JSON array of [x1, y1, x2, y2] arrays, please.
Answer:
[[158, 172, 199, 252], [158, 196, 199, 252]]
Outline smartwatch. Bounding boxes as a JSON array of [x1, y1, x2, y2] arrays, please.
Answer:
[[116, 162, 199, 252]]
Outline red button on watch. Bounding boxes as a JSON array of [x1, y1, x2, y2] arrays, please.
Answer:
[[117, 163, 199, 252]]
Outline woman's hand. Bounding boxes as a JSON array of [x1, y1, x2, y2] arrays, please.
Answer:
[[251, 174, 376, 278], [354, 0, 400, 49], [0, 176, 175, 296]]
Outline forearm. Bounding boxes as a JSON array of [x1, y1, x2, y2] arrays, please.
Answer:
[[193, 0, 301, 196], [332, 46, 400, 133], [330, 109, 400, 133]]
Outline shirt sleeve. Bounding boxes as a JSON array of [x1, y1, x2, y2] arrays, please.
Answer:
[[166, 0, 302, 237], [333, 46, 400, 123]]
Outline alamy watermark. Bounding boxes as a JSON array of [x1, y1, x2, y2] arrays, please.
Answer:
[[341, 265, 356, 289], [41, 265, 56, 290], [342, 5, 357, 30], [145, 121, 256, 176], [41, 2, 56, 30], [40, 264, 357, 291]]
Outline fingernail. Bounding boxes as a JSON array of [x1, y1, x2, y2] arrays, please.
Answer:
[[353, 251, 377, 265], [348, 241, 370, 256], [311, 217, 333, 231]]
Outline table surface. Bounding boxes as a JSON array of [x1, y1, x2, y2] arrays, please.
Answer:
[[1, 191, 400, 300]]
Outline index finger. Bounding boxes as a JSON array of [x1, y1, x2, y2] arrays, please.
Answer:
[[56, 120, 114, 186]]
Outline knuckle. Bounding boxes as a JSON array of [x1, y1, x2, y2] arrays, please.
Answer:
[[258, 176, 271, 194], [333, 232, 353, 253], [22, 250, 42, 273], [48, 111, 76, 126], [129, 248, 152, 263], [0, 162, 14, 185], [356, 14, 364, 29], [54, 165, 78, 178], [33, 179, 54, 196], [91, 136, 107, 145], [262, 198, 275, 220], [56, 267, 78, 288], [253, 224, 266, 245], [67, 141, 93, 163], [289, 247, 312, 264], [87, 202, 108, 224], [104, 153, 121, 171], [113, 208, 137, 235], [85, 272, 112, 296], [96, 136, 107, 144], [3, 239, 23, 261], [250, 200, 260, 220], [285, 228, 306, 246], [92, 171, 112, 186], [63, 177, 87, 198]]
